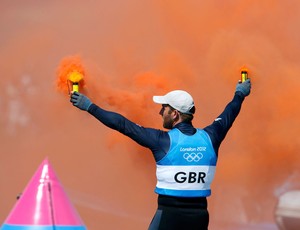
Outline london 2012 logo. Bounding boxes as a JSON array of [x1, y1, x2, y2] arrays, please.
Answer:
[[183, 152, 203, 162]]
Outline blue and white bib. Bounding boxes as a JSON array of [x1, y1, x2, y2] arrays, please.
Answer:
[[155, 128, 217, 197]]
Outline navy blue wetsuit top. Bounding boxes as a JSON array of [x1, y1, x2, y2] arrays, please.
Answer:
[[88, 92, 245, 162]]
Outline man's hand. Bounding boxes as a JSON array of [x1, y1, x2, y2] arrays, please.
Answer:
[[70, 92, 92, 111], [236, 79, 251, 97]]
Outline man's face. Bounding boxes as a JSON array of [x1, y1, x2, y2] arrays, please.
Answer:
[[159, 104, 174, 129]]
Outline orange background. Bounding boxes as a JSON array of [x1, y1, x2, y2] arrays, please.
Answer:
[[1, 1, 300, 229]]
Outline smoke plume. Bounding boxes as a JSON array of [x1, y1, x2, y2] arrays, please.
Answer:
[[1, 1, 300, 229]]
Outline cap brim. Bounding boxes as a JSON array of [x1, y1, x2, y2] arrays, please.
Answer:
[[153, 96, 167, 104]]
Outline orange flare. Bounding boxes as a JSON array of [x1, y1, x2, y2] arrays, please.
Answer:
[[68, 71, 83, 83], [56, 55, 86, 94], [240, 66, 248, 72]]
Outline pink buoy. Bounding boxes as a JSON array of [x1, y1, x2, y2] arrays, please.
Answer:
[[1, 158, 87, 230]]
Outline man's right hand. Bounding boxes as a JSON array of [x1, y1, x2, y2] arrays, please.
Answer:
[[236, 79, 251, 97], [70, 92, 92, 111]]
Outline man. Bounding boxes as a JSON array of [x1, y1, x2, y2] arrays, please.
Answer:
[[70, 79, 251, 230]]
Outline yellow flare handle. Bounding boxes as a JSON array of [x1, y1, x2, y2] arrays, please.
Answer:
[[241, 70, 248, 82], [72, 82, 79, 92]]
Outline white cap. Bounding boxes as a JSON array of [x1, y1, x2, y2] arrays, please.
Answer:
[[153, 90, 195, 114]]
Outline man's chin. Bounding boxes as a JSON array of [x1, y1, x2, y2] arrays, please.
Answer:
[[163, 124, 172, 129]]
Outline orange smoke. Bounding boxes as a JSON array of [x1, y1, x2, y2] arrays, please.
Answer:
[[3, 1, 300, 229], [56, 55, 87, 95]]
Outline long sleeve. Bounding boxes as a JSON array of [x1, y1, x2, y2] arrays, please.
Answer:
[[204, 91, 245, 155], [87, 104, 170, 161]]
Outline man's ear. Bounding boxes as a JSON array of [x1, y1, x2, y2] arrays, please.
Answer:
[[173, 110, 180, 120]]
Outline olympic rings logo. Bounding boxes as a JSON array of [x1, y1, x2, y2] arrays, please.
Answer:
[[183, 152, 203, 162]]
